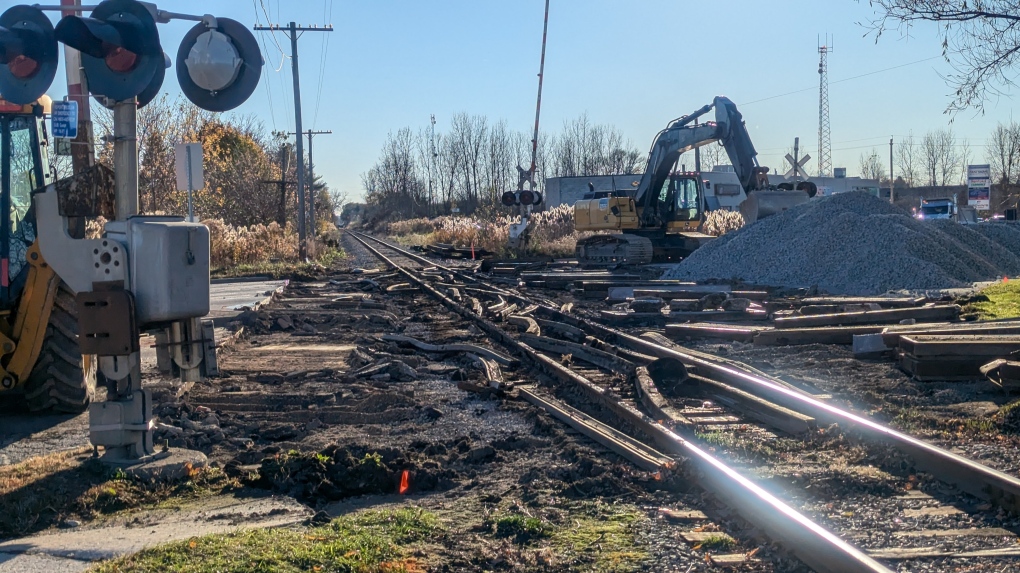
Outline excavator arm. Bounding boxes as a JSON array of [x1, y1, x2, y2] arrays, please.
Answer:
[[633, 96, 767, 226]]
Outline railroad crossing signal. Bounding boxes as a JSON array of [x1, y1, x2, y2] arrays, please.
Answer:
[[784, 152, 811, 178], [501, 189, 543, 207], [0, 6, 59, 105], [0, 1, 263, 112]]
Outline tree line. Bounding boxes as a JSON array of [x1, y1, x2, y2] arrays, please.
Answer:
[[362, 113, 644, 217], [853, 122, 1020, 212], [89, 95, 337, 230]]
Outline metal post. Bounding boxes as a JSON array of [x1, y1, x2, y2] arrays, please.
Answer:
[[288, 23, 307, 260], [528, 0, 551, 192], [694, 120, 701, 172], [889, 137, 895, 204], [793, 137, 800, 179], [307, 131, 314, 236], [186, 147, 194, 222], [113, 100, 138, 220], [61, 0, 94, 176], [429, 114, 436, 218]]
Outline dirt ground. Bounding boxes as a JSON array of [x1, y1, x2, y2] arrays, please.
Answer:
[[148, 242, 790, 572]]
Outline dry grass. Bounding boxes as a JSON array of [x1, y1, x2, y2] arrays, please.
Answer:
[[388, 205, 587, 257], [87, 216, 343, 276], [0, 448, 241, 540], [703, 210, 745, 236]]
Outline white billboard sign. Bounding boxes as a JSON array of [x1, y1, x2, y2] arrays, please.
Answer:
[[968, 164, 991, 210]]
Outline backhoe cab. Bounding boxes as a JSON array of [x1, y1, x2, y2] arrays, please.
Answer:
[[0, 95, 96, 412]]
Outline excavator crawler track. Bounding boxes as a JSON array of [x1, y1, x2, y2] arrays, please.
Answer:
[[576, 234, 654, 266]]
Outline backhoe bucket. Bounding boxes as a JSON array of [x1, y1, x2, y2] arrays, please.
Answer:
[[739, 190, 810, 224]]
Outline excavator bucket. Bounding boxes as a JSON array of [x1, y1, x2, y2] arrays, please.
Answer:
[[739, 190, 811, 224]]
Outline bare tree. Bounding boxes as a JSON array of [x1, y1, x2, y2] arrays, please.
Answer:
[[958, 138, 973, 184], [988, 119, 1020, 207], [921, 128, 959, 188], [697, 142, 726, 172], [864, 1, 1020, 112], [858, 148, 887, 180], [936, 129, 960, 188], [896, 131, 920, 187]]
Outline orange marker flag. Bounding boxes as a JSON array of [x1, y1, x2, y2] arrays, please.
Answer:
[[399, 470, 410, 494]]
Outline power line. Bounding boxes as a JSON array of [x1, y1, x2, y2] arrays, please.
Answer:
[[312, 0, 333, 128], [742, 55, 942, 106]]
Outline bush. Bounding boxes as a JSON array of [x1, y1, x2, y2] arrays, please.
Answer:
[[386, 204, 587, 257], [703, 210, 745, 236], [203, 219, 300, 268]]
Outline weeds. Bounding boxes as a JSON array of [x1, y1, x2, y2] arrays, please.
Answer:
[[490, 514, 552, 542]]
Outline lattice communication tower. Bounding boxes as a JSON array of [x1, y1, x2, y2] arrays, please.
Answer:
[[817, 37, 832, 177]]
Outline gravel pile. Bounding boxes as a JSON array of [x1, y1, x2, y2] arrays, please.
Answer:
[[664, 192, 1020, 295]]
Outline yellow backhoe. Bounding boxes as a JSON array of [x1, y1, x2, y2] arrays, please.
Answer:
[[0, 95, 98, 412]]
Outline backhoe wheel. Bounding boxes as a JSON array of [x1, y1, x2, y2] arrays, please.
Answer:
[[23, 283, 97, 413]]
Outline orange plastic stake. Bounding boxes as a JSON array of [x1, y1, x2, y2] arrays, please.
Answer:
[[399, 470, 410, 494], [1006, 276, 1010, 283]]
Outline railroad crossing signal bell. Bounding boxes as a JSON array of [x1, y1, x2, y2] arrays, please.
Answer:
[[0, 0, 263, 112]]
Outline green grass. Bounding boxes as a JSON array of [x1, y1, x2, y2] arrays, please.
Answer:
[[962, 280, 1020, 320], [548, 502, 648, 572], [695, 534, 736, 551], [490, 514, 551, 541], [211, 248, 345, 279], [89, 507, 439, 573]]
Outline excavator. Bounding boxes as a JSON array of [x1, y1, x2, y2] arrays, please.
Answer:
[[0, 94, 99, 412], [573, 96, 815, 264]]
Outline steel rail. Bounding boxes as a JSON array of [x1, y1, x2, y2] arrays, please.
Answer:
[[350, 231, 1020, 514], [345, 230, 892, 573]]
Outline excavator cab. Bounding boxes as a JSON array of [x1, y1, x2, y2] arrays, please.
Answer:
[[0, 96, 95, 412], [661, 173, 705, 232]]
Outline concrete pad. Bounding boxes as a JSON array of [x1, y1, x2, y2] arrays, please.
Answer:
[[853, 333, 890, 358], [230, 343, 356, 372], [0, 494, 310, 572], [104, 448, 208, 481], [208, 279, 288, 327]]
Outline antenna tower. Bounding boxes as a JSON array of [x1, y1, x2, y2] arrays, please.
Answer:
[[817, 36, 832, 177]]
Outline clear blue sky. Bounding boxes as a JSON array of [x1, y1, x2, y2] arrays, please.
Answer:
[[42, 0, 1016, 202]]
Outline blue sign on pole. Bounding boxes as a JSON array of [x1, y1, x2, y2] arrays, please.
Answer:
[[51, 101, 78, 139]]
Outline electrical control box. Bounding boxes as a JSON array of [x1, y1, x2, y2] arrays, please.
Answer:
[[104, 216, 210, 326]]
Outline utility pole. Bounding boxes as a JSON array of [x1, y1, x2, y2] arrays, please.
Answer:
[[264, 144, 293, 226], [288, 130, 332, 236], [889, 137, 895, 205], [255, 22, 333, 259], [60, 0, 94, 177], [429, 114, 436, 218]]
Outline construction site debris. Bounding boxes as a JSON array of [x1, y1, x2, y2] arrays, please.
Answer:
[[773, 304, 961, 328], [897, 334, 1020, 381], [664, 192, 1020, 295], [381, 334, 516, 366], [981, 359, 1020, 390]]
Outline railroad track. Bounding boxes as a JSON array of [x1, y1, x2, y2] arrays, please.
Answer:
[[345, 230, 1020, 572]]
